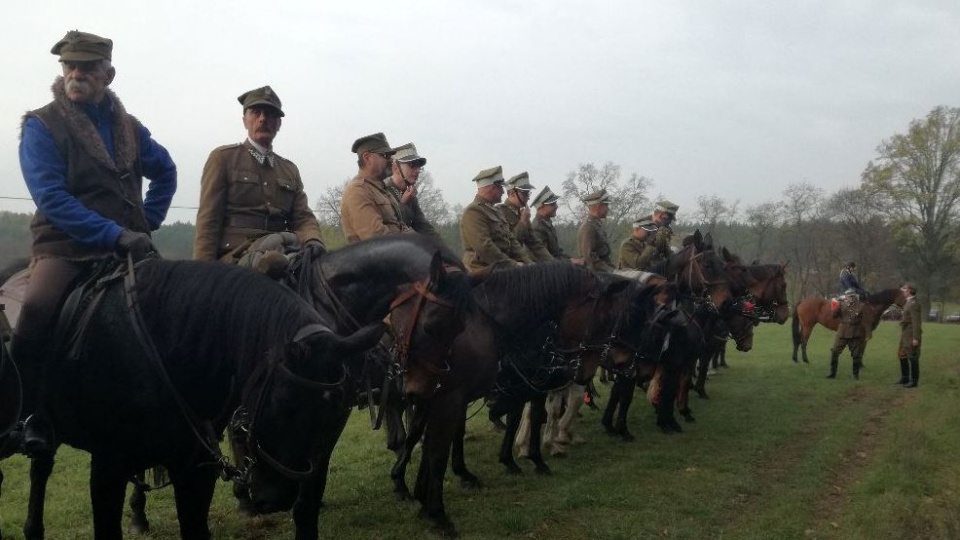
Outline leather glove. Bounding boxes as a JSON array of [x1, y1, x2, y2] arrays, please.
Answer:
[[115, 230, 156, 262], [302, 239, 326, 258]]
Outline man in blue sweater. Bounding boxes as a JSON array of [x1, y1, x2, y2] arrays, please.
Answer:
[[15, 30, 177, 453]]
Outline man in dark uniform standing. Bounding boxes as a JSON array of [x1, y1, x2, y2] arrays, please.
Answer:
[[460, 166, 533, 273], [16, 30, 178, 452], [828, 289, 868, 380], [897, 283, 922, 388], [578, 190, 614, 271], [194, 86, 324, 262], [497, 172, 553, 262]]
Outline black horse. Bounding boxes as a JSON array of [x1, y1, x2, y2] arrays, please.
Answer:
[[10, 259, 384, 540]]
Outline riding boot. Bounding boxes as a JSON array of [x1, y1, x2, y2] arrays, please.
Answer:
[[894, 358, 909, 385], [852, 358, 862, 381], [11, 334, 53, 454], [904, 357, 919, 388], [826, 351, 839, 379]]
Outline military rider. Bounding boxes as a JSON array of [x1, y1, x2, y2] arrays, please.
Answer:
[[618, 217, 659, 270], [839, 260, 867, 299], [497, 172, 553, 262], [460, 166, 534, 273], [577, 190, 615, 271]]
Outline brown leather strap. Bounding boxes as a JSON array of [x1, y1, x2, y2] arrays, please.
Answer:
[[226, 215, 289, 232]]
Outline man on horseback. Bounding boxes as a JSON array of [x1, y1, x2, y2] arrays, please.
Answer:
[[828, 289, 867, 380], [648, 200, 679, 265], [460, 166, 534, 272], [531, 186, 575, 262], [839, 260, 867, 299], [339, 133, 413, 243], [618, 217, 658, 270], [577, 189, 615, 271], [382, 143, 444, 242], [193, 85, 325, 264], [497, 173, 554, 262], [15, 31, 177, 453]]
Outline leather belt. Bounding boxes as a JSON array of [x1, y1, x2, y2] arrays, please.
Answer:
[[226, 215, 289, 232]]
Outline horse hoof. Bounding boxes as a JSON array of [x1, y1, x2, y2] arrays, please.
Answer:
[[127, 520, 150, 535], [550, 449, 567, 458], [394, 488, 413, 501], [420, 510, 459, 538], [504, 464, 523, 476]]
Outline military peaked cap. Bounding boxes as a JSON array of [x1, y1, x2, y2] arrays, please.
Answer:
[[52, 30, 112, 62], [238, 86, 285, 117], [473, 166, 505, 188], [531, 185, 560, 209], [506, 172, 535, 191], [352, 132, 395, 155], [582, 189, 611, 206], [654, 200, 679, 215], [392, 143, 426, 166], [632, 217, 658, 231]]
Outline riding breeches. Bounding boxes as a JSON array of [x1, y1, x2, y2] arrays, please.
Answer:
[[831, 336, 865, 360], [16, 257, 86, 341]]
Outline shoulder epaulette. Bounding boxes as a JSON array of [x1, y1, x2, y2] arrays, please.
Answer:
[[214, 142, 243, 153]]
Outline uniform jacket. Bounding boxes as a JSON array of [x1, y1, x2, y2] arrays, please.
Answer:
[[531, 216, 568, 260], [387, 183, 442, 241], [460, 195, 533, 272], [900, 296, 922, 342], [193, 140, 321, 262], [497, 202, 553, 262], [20, 78, 176, 259], [618, 237, 657, 270], [578, 215, 614, 272], [833, 295, 867, 338], [340, 174, 408, 243]]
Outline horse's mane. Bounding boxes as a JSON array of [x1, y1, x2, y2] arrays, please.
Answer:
[[322, 234, 464, 273], [474, 262, 596, 330], [132, 260, 321, 373]]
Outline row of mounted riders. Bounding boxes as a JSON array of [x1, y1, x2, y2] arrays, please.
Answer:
[[0, 230, 788, 539]]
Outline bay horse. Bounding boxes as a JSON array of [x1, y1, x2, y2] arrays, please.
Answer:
[[385, 262, 635, 536], [9, 258, 385, 540], [791, 288, 906, 364]]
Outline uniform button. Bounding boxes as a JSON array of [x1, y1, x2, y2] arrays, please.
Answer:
[[263, 182, 267, 186]]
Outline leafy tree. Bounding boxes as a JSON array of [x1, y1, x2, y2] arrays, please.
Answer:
[[861, 105, 960, 308]]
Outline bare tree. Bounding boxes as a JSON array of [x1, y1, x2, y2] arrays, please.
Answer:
[[414, 171, 452, 225], [744, 201, 783, 261], [694, 194, 740, 235], [779, 182, 827, 301], [560, 162, 653, 230], [861, 105, 960, 308], [314, 178, 349, 229], [824, 188, 896, 291]]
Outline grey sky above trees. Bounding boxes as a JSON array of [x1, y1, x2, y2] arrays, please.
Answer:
[[2, 1, 959, 225]]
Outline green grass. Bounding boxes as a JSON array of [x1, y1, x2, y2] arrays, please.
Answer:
[[2, 321, 960, 539]]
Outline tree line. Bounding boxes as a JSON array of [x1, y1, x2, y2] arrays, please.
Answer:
[[1, 106, 956, 312]]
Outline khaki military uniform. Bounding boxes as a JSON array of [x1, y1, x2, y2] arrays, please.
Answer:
[[532, 216, 567, 260], [578, 216, 614, 272], [618, 237, 658, 270], [497, 203, 553, 262], [899, 296, 922, 359], [386, 184, 441, 241], [194, 140, 322, 262], [830, 294, 867, 376], [460, 195, 533, 272], [340, 174, 410, 243]]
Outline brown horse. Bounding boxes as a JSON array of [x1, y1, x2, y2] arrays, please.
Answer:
[[791, 288, 906, 363]]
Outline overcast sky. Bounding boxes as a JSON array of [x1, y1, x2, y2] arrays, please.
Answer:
[[4, 0, 959, 223]]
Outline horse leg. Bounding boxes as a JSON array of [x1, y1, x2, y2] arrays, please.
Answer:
[[718, 342, 729, 368], [498, 401, 525, 475], [694, 352, 710, 399], [292, 454, 335, 540], [23, 449, 55, 540], [678, 372, 696, 423], [601, 376, 623, 435], [614, 377, 636, 442], [127, 474, 150, 534], [168, 463, 217, 540], [88, 454, 129, 540], [801, 326, 813, 364], [556, 383, 585, 447], [384, 389, 408, 454], [392, 401, 429, 500], [512, 403, 532, 459], [656, 369, 683, 434], [414, 397, 462, 537], [450, 405, 481, 490], [542, 388, 563, 454], [525, 395, 551, 476]]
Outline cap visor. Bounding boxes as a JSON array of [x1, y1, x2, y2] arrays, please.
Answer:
[[245, 101, 285, 117], [59, 52, 107, 62]]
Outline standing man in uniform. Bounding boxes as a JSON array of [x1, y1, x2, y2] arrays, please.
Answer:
[[193, 86, 324, 262], [618, 217, 659, 270], [16, 30, 178, 452], [827, 289, 868, 380], [897, 282, 922, 388], [578, 190, 615, 272], [460, 166, 533, 272], [497, 172, 553, 262], [339, 133, 410, 243], [531, 185, 573, 261], [383, 143, 442, 241]]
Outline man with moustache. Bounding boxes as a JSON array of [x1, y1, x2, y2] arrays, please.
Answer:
[[193, 85, 324, 263], [339, 132, 406, 243], [15, 30, 178, 452], [460, 166, 533, 273], [497, 172, 553, 262]]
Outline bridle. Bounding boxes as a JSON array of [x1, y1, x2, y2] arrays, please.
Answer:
[[386, 278, 457, 380]]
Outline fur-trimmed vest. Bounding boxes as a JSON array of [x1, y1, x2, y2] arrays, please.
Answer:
[[22, 77, 149, 259]]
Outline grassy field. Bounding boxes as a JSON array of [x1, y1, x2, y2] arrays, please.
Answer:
[[1, 320, 959, 539]]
